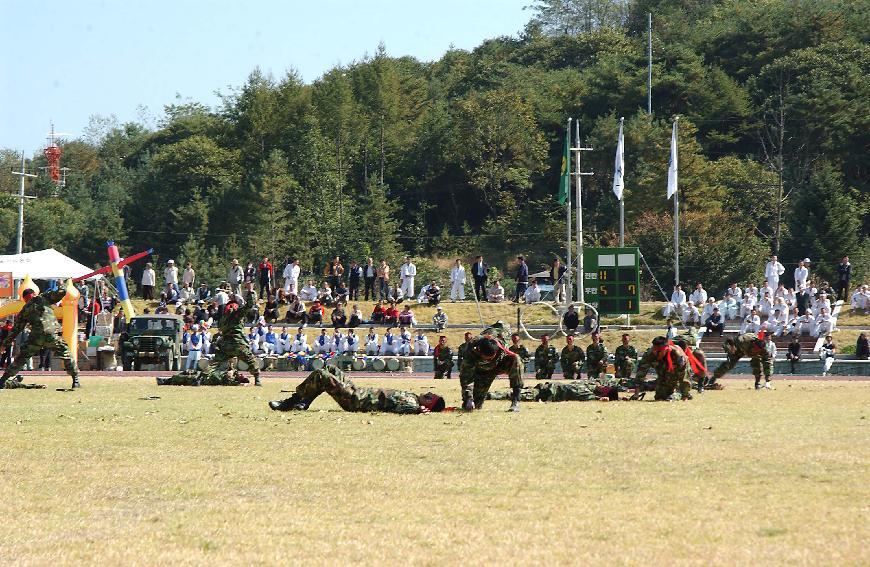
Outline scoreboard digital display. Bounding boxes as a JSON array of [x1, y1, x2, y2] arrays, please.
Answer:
[[582, 247, 640, 315]]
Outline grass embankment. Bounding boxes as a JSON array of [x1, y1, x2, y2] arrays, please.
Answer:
[[1, 376, 867, 564]]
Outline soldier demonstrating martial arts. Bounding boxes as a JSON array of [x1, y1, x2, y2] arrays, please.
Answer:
[[0, 287, 79, 390], [460, 322, 524, 412], [268, 367, 446, 414]]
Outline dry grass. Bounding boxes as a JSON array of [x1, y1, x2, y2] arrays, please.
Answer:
[[1, 376, 868, 565]]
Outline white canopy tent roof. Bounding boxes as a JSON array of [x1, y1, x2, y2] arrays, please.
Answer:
[[0, 249, 101, 280]]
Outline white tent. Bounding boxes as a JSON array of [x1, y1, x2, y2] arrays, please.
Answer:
[[0, 249, 101, 280]]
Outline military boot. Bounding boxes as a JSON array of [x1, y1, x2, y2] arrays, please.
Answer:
[[71, 375, 81, 389], [156, 377, 169, 386], [462, 397, 475, 411], [507, 386, 521, 412], [269, 393, 305, 411], [254, 373, 262, 387]]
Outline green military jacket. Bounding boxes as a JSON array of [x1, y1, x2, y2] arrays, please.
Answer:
[[585, 343, 608, 367], [457, 341, 472, 367], [634, 344, 688, 381], [560, 345, 585, 371], [217, 305, 248, 346], [534, 344, 558, 369], [460, 337, 522, 384], [508, 344, 531, 363], [354, 388, 422, 414], [433, 345, 453, 365], [3, 290, 66, 346], [614, 345, 638, 367]]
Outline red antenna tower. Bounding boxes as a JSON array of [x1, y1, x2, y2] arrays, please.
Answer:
[[43, 123, 67, 185]]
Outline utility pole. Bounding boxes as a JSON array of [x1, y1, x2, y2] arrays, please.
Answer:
[[12, 153, 37, 255], [647, 12, 653, 115], [572, 120, 593, 303]]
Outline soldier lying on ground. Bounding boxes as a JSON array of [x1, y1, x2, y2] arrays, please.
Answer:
[[2, 375, 46, 389], [487, 377, 624, 402], [0, 287, 80, 390], [268, 367, 446, 414], [157, 367, 251, 386]]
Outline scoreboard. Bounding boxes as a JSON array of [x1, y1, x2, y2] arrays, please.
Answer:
[[582, 247, 640, 315]]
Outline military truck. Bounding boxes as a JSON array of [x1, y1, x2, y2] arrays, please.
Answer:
[[120, 314, 184, 371]]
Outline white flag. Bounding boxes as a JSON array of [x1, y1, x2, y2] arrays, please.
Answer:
[[612, 118, 625, 201], [666, 119, 678, 199]]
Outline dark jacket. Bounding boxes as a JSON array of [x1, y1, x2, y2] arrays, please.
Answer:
[[516, 262, 529, 283]]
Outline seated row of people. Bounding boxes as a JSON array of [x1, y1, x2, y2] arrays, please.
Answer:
[[242, 325, 436, 356]]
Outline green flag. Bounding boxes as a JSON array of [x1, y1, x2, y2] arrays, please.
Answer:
[[558, 130, 570, 204]]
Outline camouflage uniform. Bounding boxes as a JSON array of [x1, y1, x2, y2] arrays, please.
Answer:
[[534, 344, 557, 380], [559, 345, 585, 380], [158, 368, 250, 386], [585, 342, 609, 379], [207, 303, 261, 385], [457, 341, 471, 369], [488, 376, 625, 402], [433, 345, 454, 379], [614, 345, 638, 379], [712, 332, 772, 387], [634, 343, 693, 400], [672, 334, 708, 388], [508, 344, 531, 365], [283, 367, 424, 413], [0, 289, 79, 389], [460, 335, 523, 409], [2, 376, 45, 389]]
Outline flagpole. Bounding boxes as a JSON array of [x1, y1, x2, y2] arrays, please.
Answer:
[[672, 118, 680, 286], [565, 118, 572, 304], [575, 119, 582, 303], [617, 117, 625, 247]]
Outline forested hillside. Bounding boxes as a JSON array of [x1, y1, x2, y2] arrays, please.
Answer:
[[1, 0, 867, 293]]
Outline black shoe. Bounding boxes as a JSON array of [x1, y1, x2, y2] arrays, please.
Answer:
[[71, 377, 81, 389], [15, 375, 24, 383], [254, 375, 262, 386], [269, 394, 305, 411]]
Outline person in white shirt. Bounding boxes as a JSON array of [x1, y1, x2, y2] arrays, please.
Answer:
[[768, 307, 789, 336], [164, 259, 179, 293], [282, 259, 301, 296], [773, 283, 787, 300], [331, 330, 344, 354], [247, 328, 263, 355], [185, 325, 204, 371], [313, 329, 332, 354], [689, 283, 707, 306], [450, 259, 466, 302], [794, 259, 809, 289], [790, 311, 814, 336], [682, 301, 701, 326], [276, 327, 291, 355], [813, 308, 834, 337], [819, 335, 836, 376], [227, 259, 244, 294], [399, 257, 417, 299], [381, 328, 399, 355], [744, 283, 758, 303], [783, 287, 796, 308], [432, 306, 448, 331], [726, 283, 743, 302], [721, 293, 739, 320], [141, 262, 157, 300], [179, 282, 195, 304], [851, 284, 869, 313], [397, 327, 412, 356], [758, 293, 774, 317], [364, 328, 380, 355], [700, 297, 718, 322], [413, 331, 430, 356], [524, 280, 541, 303], [299, 280, 318, 302], [813, 292, 831, 317], [663, 284, 687, 318], [487, 280, 505, 303], [740, 290, 757, 319], [262, 326, 279, 355], [342, 329, 360, 354], [759, 281, 775, 304], [741, 308, 761, 334], [290, 327, 308, 353], [182, 262, 196, 287], [765, 255, 785, 289]]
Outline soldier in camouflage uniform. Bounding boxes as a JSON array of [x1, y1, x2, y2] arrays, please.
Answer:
[[508, 333, 531, 364], [584, 331, 608, 380], [488, 376, 624, 402], [460, 322, 524, 412], [207, 295, 261, 386], [433, 336, 454, 379], [534, 335, 557, 380], [0, 287, 80, 389], [712, 332, 773, 390], [634, 336, 693, 401], [457, 332, 473, 369], [269, 366, 445, 414], [559, 335, 585, 380], [2, 375, 46, 389], [671, 330, 712, 391], [614, 333, 638, 379], [156, 367, 251, 386]]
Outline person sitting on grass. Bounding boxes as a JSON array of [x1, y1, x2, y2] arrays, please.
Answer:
[[370, 301, 385, 323], [307, 300, 325, 327], [383, 302, 400, 325], [398, 305, 416, 326], [487, 280, 505, 303]]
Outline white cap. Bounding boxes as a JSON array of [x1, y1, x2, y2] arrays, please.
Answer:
[[803, 258, 811, 263], [167, 259, 174, 263]]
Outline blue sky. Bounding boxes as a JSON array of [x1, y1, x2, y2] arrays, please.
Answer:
[[0, 0, 531, 153]]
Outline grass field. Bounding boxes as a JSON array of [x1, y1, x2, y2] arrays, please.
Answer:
[[1, 376, 868, 565]]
